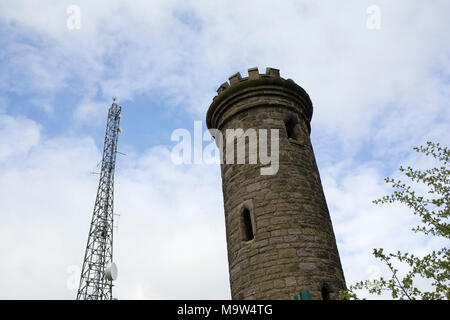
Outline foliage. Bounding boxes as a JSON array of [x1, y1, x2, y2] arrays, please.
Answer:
[[339, 142, 449, 300]]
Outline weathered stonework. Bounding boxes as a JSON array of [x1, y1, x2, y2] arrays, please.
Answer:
[[206, 67, 346, 300]]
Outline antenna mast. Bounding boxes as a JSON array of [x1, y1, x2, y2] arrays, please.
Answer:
[[77, 98, 122, 300]]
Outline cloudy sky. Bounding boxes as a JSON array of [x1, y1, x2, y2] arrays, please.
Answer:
[[0, 1, 448, 299]]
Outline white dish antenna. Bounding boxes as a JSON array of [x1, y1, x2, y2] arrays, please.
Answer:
[[105, 262, 118, 281]]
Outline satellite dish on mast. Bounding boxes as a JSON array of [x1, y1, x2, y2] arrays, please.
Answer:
[[105, 262, 118, 281]]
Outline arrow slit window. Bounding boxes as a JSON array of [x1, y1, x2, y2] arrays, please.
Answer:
[[241, 208, 254, 242]]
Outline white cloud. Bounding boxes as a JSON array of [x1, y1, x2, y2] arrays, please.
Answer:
[[0, 114, 41, 163], [73, 97, 110, 125], [114, 147, 229, 299], [1, 1, 448, 147]]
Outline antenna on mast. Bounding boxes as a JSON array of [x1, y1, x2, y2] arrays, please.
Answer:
[[77, 98, 123, 300]]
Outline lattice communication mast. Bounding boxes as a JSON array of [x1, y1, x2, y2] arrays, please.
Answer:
[[77, 98, 122, 300]]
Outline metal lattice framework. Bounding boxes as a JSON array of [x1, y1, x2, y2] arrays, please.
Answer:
[[77, 99, 122, 300]]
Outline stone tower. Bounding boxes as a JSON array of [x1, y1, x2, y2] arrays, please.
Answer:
[[206, 67, 346, 300]]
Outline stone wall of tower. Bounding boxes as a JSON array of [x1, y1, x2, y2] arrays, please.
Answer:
[[206, 67, 346, 300]]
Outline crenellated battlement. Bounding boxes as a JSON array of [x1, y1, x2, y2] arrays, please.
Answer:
[[207, 67, 313, 132], [216, 67, 281, 95]]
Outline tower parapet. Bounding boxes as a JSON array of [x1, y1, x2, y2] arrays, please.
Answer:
[[207, 67, 313, 136]]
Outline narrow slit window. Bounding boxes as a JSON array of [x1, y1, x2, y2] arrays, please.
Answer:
[[242, 208, 254, 241], [321, 286, 330, 300], [284, 118, 298, 140]]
